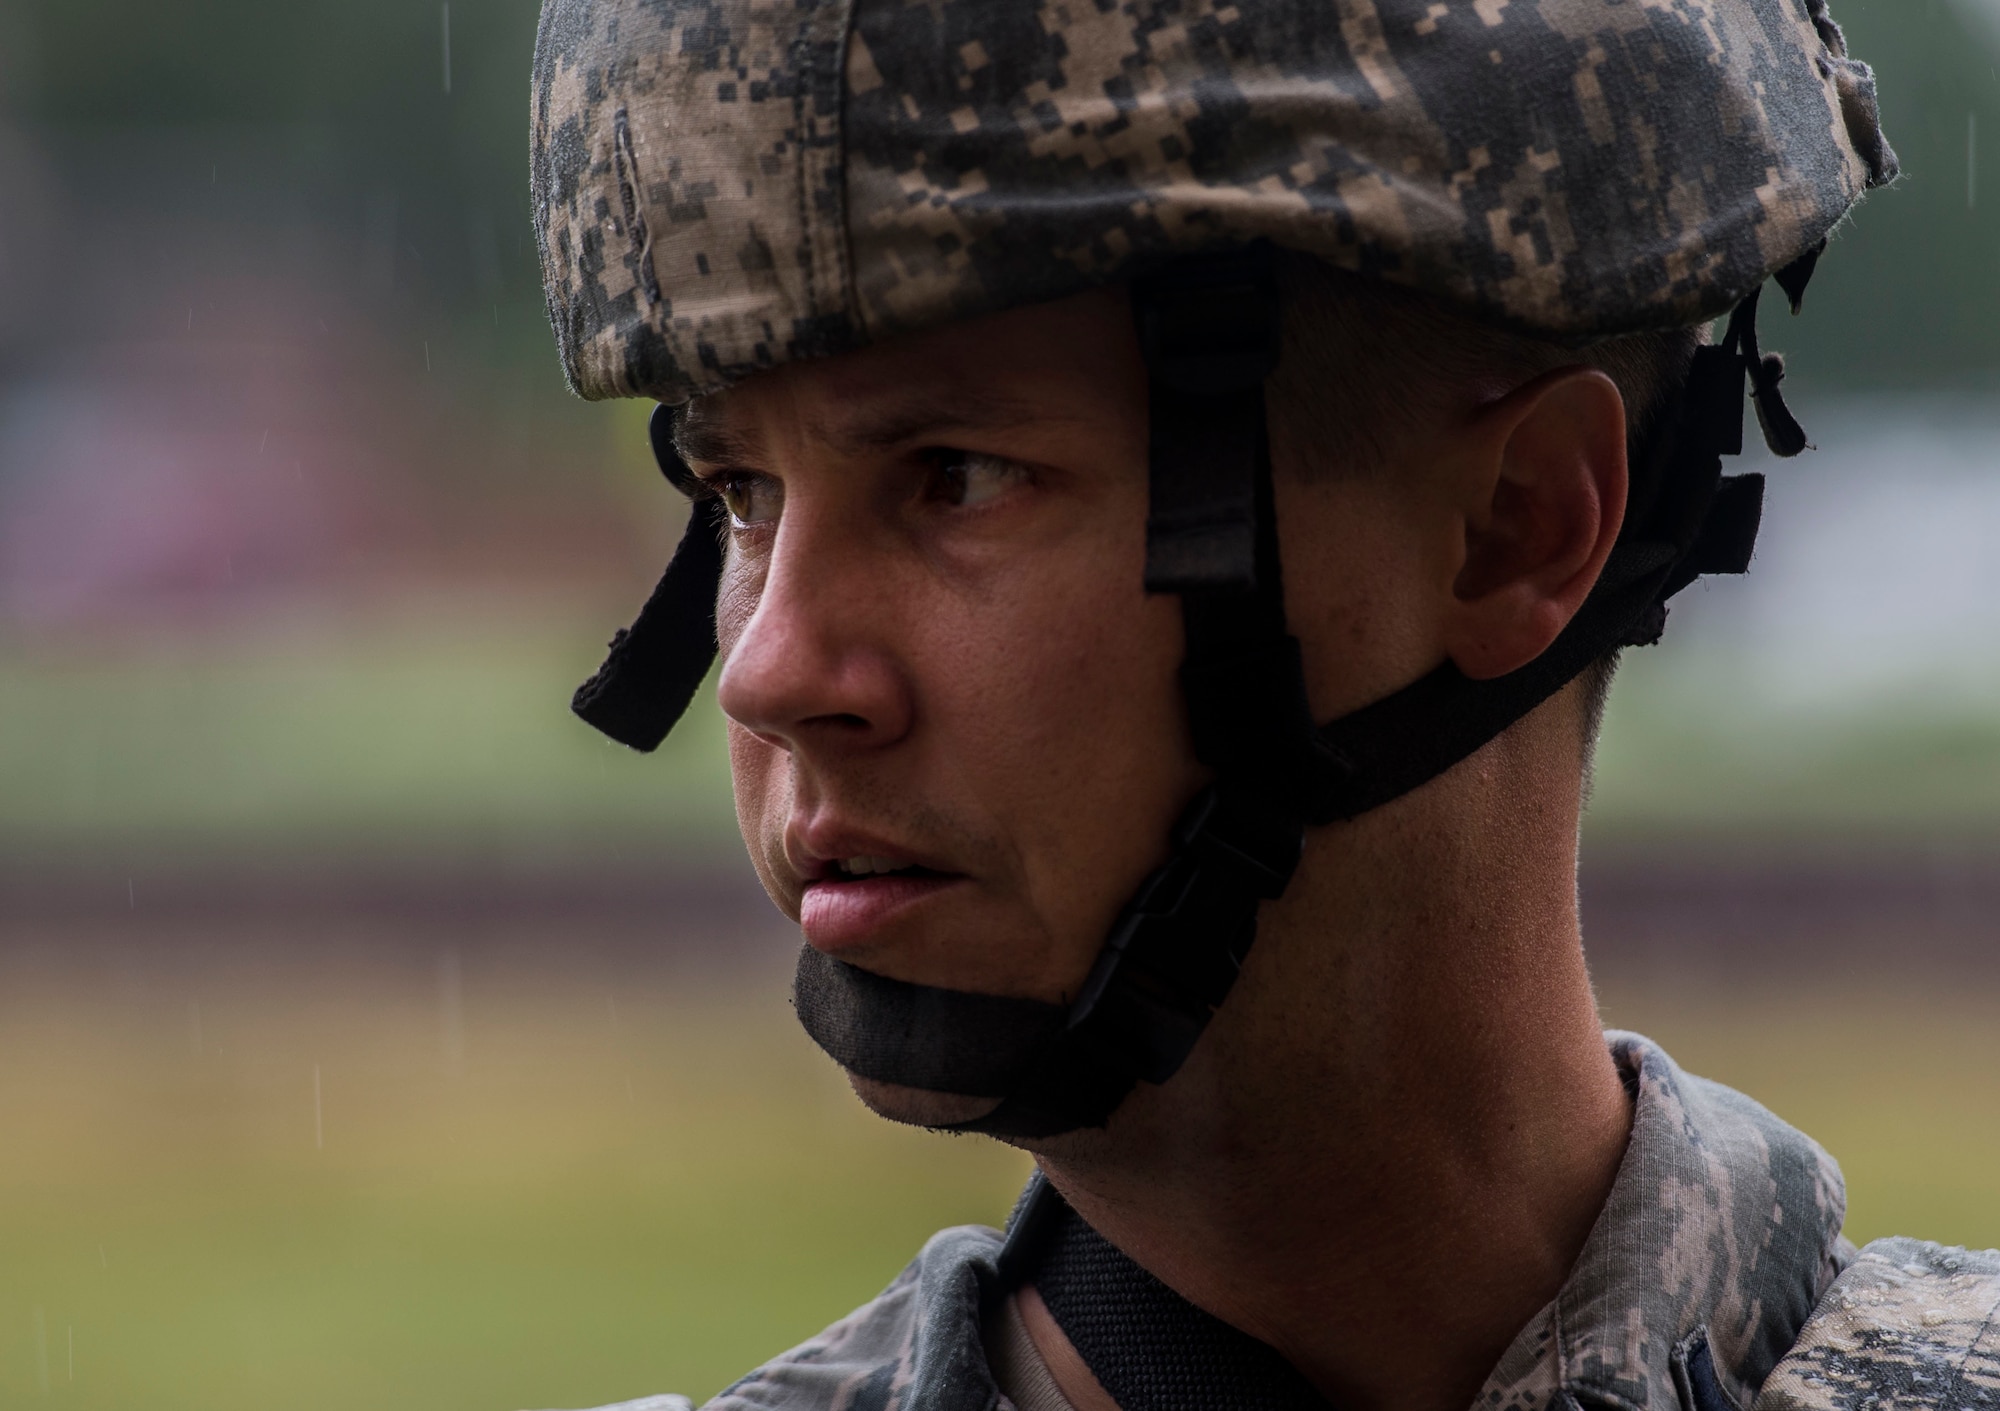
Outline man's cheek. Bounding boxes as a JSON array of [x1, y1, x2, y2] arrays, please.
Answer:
[[714, 557, 761, 655], [727, 723, 792, 905]]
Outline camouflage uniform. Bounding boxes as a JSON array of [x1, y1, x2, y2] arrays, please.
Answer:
[[544, 1036, 2000, 1411]]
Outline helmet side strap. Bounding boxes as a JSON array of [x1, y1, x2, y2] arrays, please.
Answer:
[[570, 404, 724, 752]]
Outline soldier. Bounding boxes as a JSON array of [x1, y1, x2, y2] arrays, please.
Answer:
[[529, 3, 1999, 1409]]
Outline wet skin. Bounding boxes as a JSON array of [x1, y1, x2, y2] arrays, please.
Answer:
[[694, 291, 1202, 1123], [686, 285, 1638, 1411]]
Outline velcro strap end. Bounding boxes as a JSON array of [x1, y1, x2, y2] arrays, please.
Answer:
[[1686, 473, 1765, 576], [571, 498, 725, 751], [1750, 357, 1810, 458]]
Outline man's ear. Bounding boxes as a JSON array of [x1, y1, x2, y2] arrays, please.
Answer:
[[1442, 367, 1628, 682]]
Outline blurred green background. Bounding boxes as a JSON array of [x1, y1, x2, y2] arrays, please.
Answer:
[[2, 1, 2000, 1407]]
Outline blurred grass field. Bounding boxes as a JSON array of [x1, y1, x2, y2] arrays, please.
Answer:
[[8, 607, 2000, 867], [1601, 983, 2000, 1252], [0, 934, 1031, 1409], [0, 604, 736, 869]]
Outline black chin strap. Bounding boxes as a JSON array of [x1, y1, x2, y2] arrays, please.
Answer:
[[576, 250, 1815, 1139]]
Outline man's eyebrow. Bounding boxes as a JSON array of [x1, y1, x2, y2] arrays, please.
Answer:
[[674, 389, 1046, 469], [673, 417, 757, 469], [822, 390, 1043, 456]]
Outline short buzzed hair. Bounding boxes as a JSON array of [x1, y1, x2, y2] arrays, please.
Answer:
[[1266, 252, 1704, 749]]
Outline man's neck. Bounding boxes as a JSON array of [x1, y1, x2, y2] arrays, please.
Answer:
[[1025, 738, 1635, 1411]]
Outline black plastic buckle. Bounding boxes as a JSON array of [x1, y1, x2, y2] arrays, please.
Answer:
[[1060, 786, 1304, 1085]]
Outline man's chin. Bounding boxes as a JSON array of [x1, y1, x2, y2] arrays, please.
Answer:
[[847, 1074, 1004, 1132]]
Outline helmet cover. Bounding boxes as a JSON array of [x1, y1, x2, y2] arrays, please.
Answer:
[[531, 0, 1896, 405]]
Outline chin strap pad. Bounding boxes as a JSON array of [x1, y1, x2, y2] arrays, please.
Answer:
[[792, 946, 1066, 1099]]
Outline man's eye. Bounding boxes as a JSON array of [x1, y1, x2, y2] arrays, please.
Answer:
[[931, 451, 1030, 508], [716, 474, 782, 527]]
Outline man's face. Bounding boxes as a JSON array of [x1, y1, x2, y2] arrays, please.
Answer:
[[688, 288, 1444, 1124], [693, 289, 1197, 998]]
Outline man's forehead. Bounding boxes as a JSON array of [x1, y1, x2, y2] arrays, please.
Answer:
[[673, 287, 1139, 465], [675, 383, 1047, 466]]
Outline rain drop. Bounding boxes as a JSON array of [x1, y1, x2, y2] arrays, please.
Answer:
[[440, 950, 465, 1072], [1970, 112, 1979, 211]]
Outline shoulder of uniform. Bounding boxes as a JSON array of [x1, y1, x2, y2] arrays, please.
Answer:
[[700, 1223, 1003, 1411], [528, 1223, 1002, 1411], [1754, 1237, 2000, 1411]]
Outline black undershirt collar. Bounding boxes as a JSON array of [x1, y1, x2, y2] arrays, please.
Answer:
[[997, 1175, 1331, 1411]]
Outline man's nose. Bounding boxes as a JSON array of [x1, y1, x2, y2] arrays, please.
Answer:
[[715, 529, 914, 755]]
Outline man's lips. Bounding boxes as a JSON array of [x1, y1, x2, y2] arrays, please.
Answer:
[[799, 870, 968, 951]]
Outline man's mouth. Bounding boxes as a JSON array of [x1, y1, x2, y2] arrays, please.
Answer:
[[799, 858, 964, 950], [824, 855, 945, 880]]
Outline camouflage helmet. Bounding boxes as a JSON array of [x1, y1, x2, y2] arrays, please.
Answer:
[[532, 0, 1895, 406], [532, 0, 1894, 1140]]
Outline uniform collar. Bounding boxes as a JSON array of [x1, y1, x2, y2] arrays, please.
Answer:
[[1481, 1033, 1850, 1411]]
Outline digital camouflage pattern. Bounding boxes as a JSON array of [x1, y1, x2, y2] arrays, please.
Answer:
[[1433, 1032, 1850, 1411], [531, 0, 1896, 406], [1756, 1240, 2000, 1411], [543, 1240, 2000, 1411], [553, 1034, 1875, 1411]]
